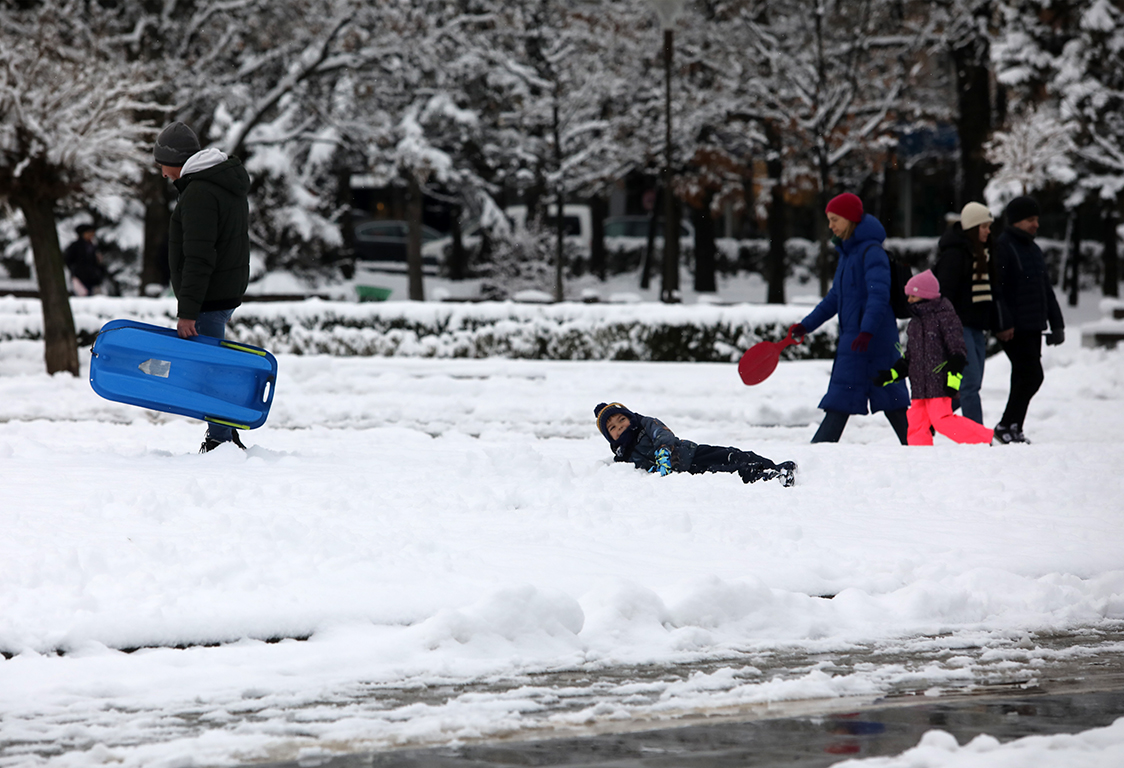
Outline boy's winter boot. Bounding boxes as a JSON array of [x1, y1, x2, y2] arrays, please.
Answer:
[[742, 460, 797, 487], [759, 460, 797, 487], [775, 460, 797, 487]]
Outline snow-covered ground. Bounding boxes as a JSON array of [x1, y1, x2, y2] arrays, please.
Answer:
[[2, 293, 1123, 767]]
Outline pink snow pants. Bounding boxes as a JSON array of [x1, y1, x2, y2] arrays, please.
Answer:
[[906, 397, 995, 446]]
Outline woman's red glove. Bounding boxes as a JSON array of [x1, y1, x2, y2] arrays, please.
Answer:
[[851, 331, 873, 352], [789, 323, 807, 343]]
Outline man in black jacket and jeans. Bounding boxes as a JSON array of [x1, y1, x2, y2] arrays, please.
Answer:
[[155, 121, 252, 453], [992, 196, 1065, 444]]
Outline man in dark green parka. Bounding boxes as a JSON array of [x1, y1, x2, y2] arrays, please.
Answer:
[[155, 121, 252, 452]]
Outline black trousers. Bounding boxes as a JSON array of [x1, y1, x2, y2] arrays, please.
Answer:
[[687, 445, 776, 475], [811, 408, 909, 445], [999, 330, 1044, 428]]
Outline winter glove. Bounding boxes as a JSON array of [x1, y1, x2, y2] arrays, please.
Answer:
[[874, 358, 908, 387], [851, 331, 873, 352], [945, 371, 963, 398], [648, 446, 673, 476], [1045, 328, 1065, 346], [946, 354, 966, 375], [789, 323, 807, 343]]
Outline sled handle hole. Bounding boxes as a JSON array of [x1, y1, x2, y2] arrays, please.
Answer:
[[262, 379, 272, 402]]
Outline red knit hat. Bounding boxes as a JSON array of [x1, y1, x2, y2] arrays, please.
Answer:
[[825, 193, 863, 224], [904, 269, 940, 300]]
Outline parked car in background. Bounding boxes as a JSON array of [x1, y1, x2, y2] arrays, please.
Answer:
[[352, 220, 444, 274], [421, 204, 595, 264], [505, 204, 593, 254], [603, 215, 694, 245], [418, 207, 696, 268]]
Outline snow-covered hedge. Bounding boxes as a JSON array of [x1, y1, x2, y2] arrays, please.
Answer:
[[586, 236, 941, 280], [0, 296, 841, 362]]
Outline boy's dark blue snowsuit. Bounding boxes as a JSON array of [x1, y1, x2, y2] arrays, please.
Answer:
[[594, 403, 795, 486]]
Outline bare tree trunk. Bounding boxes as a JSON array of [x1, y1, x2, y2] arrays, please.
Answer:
[[141, 169, 171, 293], [554, 189, 565, 303], [816, 167, 832, 298], [660, 28, 679, 304], [742, 166, 758, 238], [1105, 205, 1119, 298], [765, 122, 787, 304], [18, 194, 79, 376], [552, 96, 565, 303], [641, 186, 662, 291], [405, 173, 425, 301], [692, 193, 717, 293], [1067, 206, 1081, 307], [662, 193, 680, 303], [951, 6, 994, 207], [449, 201, 467, 281], [816, 219, 832, 298], [589, 194, 608, 281]]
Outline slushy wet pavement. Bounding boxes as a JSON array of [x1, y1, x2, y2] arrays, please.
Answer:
[[248, 625, 1124, 767], [281, 690, 1124, 767]]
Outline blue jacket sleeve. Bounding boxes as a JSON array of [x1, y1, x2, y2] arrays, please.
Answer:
[[626, 416, 679, 471], [801, 283, 840, 332], [641, 416, 678, 451], [860, 245, 892, 335]]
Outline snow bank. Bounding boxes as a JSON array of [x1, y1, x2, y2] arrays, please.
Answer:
[[836, 720, 1124, 768], [0, 295, 832, 361]]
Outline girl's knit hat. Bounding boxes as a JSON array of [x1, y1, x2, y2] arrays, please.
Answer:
[[904, 269, 941, 300], [960, 202, 993, 231]]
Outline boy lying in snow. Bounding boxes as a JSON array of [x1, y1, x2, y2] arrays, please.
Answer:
[[594, 402, 796, 486]]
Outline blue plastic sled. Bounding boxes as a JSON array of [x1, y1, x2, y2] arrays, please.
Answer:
[[90, 319, 277, 430]]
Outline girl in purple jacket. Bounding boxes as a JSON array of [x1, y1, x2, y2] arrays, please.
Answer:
[[875, 271, 995, 446]]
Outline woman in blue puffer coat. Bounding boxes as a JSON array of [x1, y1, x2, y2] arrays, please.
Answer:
[[789, 193, 910, 444]]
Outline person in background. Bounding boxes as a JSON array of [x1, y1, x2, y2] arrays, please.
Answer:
[[64, 224, 105, 296], [991, 196, 1065, 444], [789, 193, 909, 444], [155, 120, 252, 453], [875, 270, 995, 446], [933, 202, 1008, 425]]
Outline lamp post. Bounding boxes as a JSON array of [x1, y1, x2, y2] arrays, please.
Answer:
[[649, 0, 685, 303]]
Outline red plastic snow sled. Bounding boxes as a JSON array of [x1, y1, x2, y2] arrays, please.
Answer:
[[89, 319, 277, 429]]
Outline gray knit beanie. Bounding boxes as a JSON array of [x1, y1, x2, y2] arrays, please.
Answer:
[[153, 122, 201, 167]]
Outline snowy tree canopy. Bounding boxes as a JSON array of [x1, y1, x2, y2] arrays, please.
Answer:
[[992, 0, 1124, 210], [984, 103, 1076, 208], [0, 5, 158, 207]]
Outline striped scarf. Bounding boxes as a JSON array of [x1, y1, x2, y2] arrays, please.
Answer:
[[972, 249, 992, 304]]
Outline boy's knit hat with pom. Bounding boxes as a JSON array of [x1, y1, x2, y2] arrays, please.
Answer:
[[594, 402, 634, 442]]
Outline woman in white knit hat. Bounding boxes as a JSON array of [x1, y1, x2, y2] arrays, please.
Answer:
[[932, 202, 1010, 425]]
